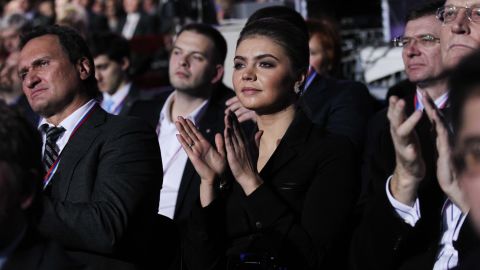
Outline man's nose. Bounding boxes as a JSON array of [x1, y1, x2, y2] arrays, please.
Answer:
[[404, 41, 421, 57], [451, 8, 471, 35], [24, 70, 41, 89]]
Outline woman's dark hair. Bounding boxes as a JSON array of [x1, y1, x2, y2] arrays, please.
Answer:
[[245, 6, 308, 36], [19, 25, 98, 98], [237, 17, 309, 83]]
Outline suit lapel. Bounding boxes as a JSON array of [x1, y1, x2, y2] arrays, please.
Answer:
[[260, 110, 311, 179], [49, 107, 106, 200], [119, 85, 140, 116]]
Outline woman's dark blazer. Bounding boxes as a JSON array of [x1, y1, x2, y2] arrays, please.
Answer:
[[182, 109, 359, 270]]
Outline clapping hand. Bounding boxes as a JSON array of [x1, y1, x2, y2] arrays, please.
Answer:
[[175, 116, 226, 185], [388, 96, 425, 206], [422, 94, 469, 213], [224, 111, 263, 195]]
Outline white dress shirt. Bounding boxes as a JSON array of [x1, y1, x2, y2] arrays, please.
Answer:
[[121, 13, 140, 40], [414, 89, 449, 111], [386, 176, 466, 270], [101, 82, 132, 115], [157, 92, 208, 219], [38, 99, 97, 155]]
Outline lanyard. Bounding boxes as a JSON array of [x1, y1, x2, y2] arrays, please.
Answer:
[[43, 104, 98, 187], [304, 69, 317, 91]]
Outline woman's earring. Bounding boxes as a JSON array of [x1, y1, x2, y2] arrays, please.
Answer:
[[294, 83, 301, 94]]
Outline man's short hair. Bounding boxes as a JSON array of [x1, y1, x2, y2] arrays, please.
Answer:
[[19, 25, 98, 98], [177, 23, 227, 65], [0, 101, 42, 219], [88, 32, 131, 64], [406, 0, 445, 22]]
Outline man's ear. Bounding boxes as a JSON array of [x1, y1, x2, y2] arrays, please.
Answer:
[[120, 57, 130, 71], [76, 57, 92, 80], [210, 64, 224, 84]]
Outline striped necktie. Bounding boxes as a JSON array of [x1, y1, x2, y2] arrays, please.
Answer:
[[42, 125, 65, 171]]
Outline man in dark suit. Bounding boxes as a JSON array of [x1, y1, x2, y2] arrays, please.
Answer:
[[298, 71, 376, 153], [17, 25, 164, 269], [0, 102, 84, 270], [129, 23, 232, 222], [117, 0, 155, 39], [89, 32, 150, 116], [352, 1, 480, 269]]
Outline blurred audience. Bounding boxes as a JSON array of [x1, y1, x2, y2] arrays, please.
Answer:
[[89, 32, 152, 115], [73, 0, 110, 33], [0, 12, 38, 125], [55, 0, 88, 36], [104, 0, 124, 32], [306, 17, 342, 78], [118, 0, 155, 39]]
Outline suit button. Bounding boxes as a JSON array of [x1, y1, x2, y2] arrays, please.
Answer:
[[255, 221, 262, 229]]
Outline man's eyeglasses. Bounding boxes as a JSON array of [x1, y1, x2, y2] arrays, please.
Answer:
[[436, 5, 480, 24], [392, 34, 440, 48]]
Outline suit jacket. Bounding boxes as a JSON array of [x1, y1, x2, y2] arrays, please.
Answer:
[[117, 83, 150, 117], [37, 105, 164, 269], [351, 94, 480, 270], [183, 109, 358, 270], [299, 74, 376, 153], [128, 84, 238, 222], [116, 12, 156, 38], [456, 247, 480, 270], [4, 226, 86, 270]]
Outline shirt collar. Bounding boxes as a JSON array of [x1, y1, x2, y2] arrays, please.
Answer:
[[102, 82, 131, 105], [415, 89, 449, 111], [159, 92, 209, 125], [38, 99, 97, 133]]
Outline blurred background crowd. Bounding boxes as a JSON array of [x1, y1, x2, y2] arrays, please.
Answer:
[[0, 0, 426, 105]]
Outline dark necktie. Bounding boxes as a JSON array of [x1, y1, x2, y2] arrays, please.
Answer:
[[43, 125, 65, 171]]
